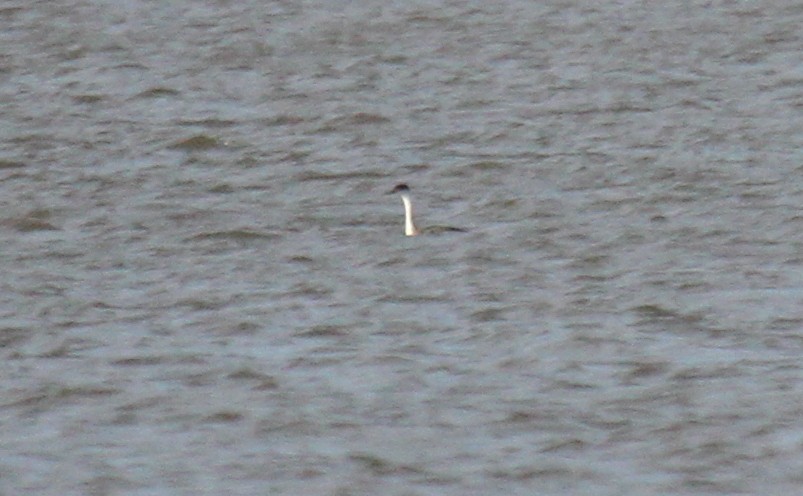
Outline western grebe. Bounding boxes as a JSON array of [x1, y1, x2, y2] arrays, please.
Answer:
[[388, 183, 466, 236]]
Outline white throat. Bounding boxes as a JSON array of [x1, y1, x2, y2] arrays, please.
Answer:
[[400, 193, 419, 236]]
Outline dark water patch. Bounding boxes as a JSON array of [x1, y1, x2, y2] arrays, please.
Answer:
[[332, 112, 391, 126], [287, 255, 315, 265], [0, 159, 25, 169], [631, 304, 715, 336], [4, 208, 60, 232], [376, 294, 451, 304], [315, 113, 390, 133], [227, 367, 279, 389], [115, 396, 162, 411], [215, 321, 260, 337], [577, 412, 632, 431], [181, 371, 220, 388], [294, 170, 385, 182], [188, 229, 280, 245], [589, 196, 644, 211], [19, 282, 67, 298], [349, 453, 424, 476], [503, 409, 555, 424], [471, 307, 507, 322], [277, 149, 313, 164], [768, 317, 803, 331], [761, 76, 803, 92], [296, 325, 349, 338], [286, 354, 344, 368], [4, 384, 119, 411], [162, 206, 212, 225], [39, 338, 97, 358], [136, 87, 179, 98], [546, 104, 651, 116], [551, 379, 597, 390], [376, 256, 406, 267], [0, 327, 28, 348], [762, 333, 803, 351], [631, 304, 683, 320], [568, 254, 612, 270], [623, 361, 670, 380], [671, 365, 742, 381], [0, 5, 24, 17], [287, 283, 333, 299], [255, 416, 319, 436], [401, 163, 431, 174], [207, 183, 235, 193], [364, 353, 418, 365], [260, 114, 306, 127], [539, 438, 590, 454], [189, 229, 279, 241], [177, 298, 228, 311], [112, 61, 148, 71], [203, 411, 244, 423], [176, 118, 238, 129], [485, 198, 519, 211], [421, 131, 480, 149], [405, 11, 450, 25], [111, 356, 166, 367], [377, 53, 408, 65], [10, 134, 54, 149], [72, 94, 103, 104], [487, 464, 588, 481], [83, 475, 140, 495], [169, 134, 223, 151]]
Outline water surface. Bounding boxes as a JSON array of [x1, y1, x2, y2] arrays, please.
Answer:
[[2, 1, 803, 494]]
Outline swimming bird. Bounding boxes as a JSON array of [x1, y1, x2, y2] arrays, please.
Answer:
[[388, 183, 466, 236]]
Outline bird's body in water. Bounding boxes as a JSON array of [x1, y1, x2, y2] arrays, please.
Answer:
[[388, 184, 466, 236]]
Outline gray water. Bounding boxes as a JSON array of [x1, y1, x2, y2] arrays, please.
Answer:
[[2, 1, 803, 494]]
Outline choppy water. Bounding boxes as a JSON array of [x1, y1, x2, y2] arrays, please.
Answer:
[[2, 1, 803, 494]]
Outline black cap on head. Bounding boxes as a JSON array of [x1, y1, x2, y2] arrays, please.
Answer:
[[391, 183, 410, 193]]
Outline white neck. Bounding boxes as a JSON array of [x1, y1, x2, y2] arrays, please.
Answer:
[[400, 194, 419, 236]]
